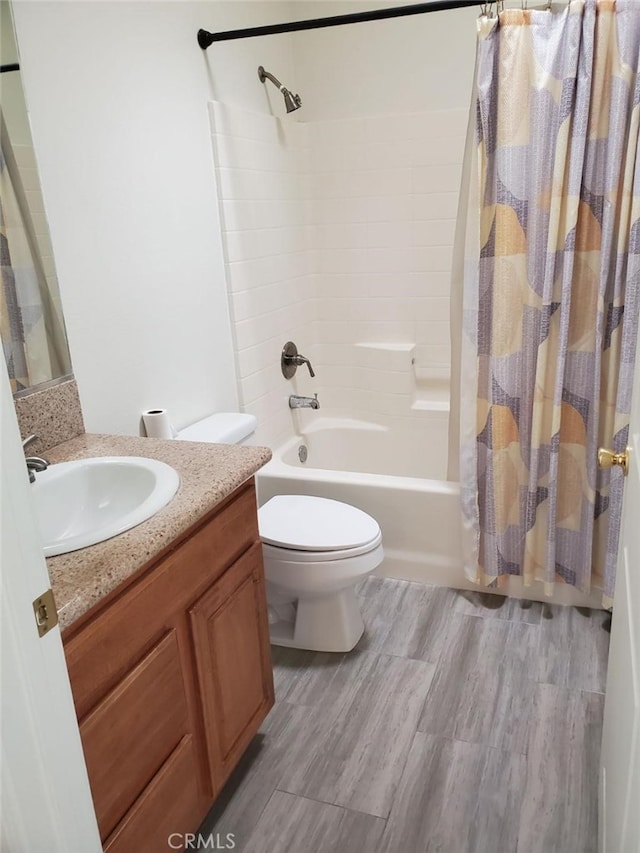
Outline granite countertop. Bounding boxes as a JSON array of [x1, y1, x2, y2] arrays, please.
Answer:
[[44, 433, 271, 632]]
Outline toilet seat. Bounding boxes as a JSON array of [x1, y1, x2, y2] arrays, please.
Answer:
[[262, 532, 382, 563], [258, 495, 381, 555]]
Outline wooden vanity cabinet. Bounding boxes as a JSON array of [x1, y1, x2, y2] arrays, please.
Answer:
[[62, 480, 274, 852]]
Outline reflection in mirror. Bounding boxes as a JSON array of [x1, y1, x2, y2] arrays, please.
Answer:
[[0, 0, 72, 395]]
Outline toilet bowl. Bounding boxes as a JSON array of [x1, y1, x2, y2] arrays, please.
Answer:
[[259, 494, 383, 652], [176, 414, 384, 652]]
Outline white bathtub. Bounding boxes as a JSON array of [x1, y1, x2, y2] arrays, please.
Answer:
[[256, 414, 604, 607], [256, 413, 465, 587]]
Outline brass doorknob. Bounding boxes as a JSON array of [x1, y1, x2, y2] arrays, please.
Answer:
[[597, 447, 630, 476]]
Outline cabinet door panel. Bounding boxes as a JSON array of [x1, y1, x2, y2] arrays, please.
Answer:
[[80, 630, 189, 841], [190, 542, 274, 791], [104, 735, 202, 853]]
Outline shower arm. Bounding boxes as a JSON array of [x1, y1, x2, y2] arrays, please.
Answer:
[[258, 66, 302, 113], [258, 66, 286, 92]]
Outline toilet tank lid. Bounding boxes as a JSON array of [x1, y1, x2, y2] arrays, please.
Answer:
[[176, 413, 257, 444]]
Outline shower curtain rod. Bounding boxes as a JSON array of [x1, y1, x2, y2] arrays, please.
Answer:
[[198, 0, 480, 48]]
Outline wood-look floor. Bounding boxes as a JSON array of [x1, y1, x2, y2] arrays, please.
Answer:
[[199, 577, 610, 853]]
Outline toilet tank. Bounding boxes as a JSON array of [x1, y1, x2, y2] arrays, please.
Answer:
[[176, 413, 257, 445]]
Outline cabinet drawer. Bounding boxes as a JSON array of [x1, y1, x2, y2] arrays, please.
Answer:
[[80, 630, 189, 841], [65, 481, 259, 718], [104, 735, 203, 853]]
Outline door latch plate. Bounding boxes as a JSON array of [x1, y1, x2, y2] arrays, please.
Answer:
[[33, 588, 59, 637]]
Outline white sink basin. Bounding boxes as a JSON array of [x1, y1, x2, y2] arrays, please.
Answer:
[[31, 456, 180, 557]]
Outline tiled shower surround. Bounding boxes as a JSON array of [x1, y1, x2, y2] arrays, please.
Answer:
[[210, 101, 467, 448]]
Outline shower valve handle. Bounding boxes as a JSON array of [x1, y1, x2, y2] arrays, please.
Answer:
[[291, 354, 315, 378], [281, 341, 315, 379]]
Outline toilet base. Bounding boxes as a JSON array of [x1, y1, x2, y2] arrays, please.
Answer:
[[269, 588, 364, 653]]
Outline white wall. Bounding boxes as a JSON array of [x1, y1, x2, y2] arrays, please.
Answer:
[[10, 0, 478, 440], [210, 100, 314, 447], [291, 0, 478, 121], [11, 1, 297, 436], [212, 103, 467, 435], [293, 1, 477, 425], [307, 107, 466, 420], [206, 2, 479, 441]]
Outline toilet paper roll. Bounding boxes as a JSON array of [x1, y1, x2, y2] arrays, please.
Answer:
[[142, 409, 175, 439]]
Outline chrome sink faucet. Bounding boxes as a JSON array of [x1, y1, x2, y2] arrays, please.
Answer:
[[23, 434, 49, 483], [289, 394, 320, 410]]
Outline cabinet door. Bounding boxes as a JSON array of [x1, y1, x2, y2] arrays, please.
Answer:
[[190, 542, 274, 792]]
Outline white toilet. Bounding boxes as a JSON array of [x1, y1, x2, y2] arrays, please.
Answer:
[[259, 494, 383, 652], [177, 413, 384, 653]]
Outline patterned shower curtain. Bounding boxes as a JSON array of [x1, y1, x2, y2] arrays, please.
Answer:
[[456, 0, 640, 603]]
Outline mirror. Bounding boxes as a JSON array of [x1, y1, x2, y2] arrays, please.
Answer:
[[0, 1, 72, 395]]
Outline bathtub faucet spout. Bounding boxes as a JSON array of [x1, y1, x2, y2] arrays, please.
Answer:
[[289, 393, 320, 410]]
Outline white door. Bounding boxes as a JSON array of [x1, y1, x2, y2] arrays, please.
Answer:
[[0, 364, 101, 852], [599, 339, 640, 853]]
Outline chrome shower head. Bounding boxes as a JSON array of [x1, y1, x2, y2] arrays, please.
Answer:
[[282, 88, 303, 114], [258, 66, 302, 113]]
